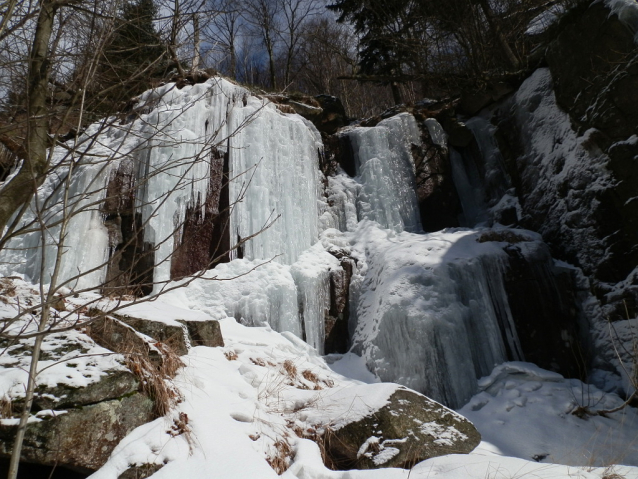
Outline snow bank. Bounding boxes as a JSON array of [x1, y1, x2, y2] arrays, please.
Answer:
[[86, 305, 638, 478], [89, 309, 400, 479], [461, 362, 638, 467]]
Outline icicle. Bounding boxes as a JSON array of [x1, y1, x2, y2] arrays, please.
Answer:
[[227, 103, 322, 265], [290, 243, 340, 354]]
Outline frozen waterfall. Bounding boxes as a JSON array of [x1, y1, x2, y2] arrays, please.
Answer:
[[344, 112, 422, 233], [344, 223, 524, 408], [1, 81, 546, 410], [0, 77, 322, 291]]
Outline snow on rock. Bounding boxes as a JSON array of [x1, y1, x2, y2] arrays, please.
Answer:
[[0, 279, 129, 404], [605, 0, 638, 42], [322, 387, 480, 469], [503, 68, 615, 281], [89, 311, 401, 479], [460, 362, 638, 467]]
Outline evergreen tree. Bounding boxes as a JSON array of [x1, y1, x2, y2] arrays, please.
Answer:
[[328, 0, 526, 99], [96, 0, 166, 110]]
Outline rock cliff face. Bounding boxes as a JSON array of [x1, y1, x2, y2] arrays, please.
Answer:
[[493, 1, 638, 319]]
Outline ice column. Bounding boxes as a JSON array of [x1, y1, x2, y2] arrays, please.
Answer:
[[228, 101, 322, 265], [346, 112, 422, 233], [290, 244, 341, 354]]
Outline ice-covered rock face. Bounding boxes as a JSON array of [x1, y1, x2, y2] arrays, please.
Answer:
[[346, 223, 525, 408], [344, 113, 422, 233], [0, 77, 322, 290]]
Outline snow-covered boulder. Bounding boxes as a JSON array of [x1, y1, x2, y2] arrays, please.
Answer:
[[0, 393, 154, 472], [324, 387, 480, 469]]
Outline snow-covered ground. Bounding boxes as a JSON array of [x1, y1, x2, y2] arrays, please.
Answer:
[[88, 300, 638, 479], [2, 280, 637, 478]]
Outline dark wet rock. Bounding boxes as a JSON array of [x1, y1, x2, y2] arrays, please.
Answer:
[[411, 119, 462, 232], [458, 81, 516, 116], [170, 145, 231, 280], [102, 161, 155, 297], [501, 242, 584, 377], [266, 93, 347, 135], [314, 95, 347, 134], [491, 1, 638, 314], [322, 133, 356, 178], [438, 115, 474, 148], [324, 388, 480, 470], [177, 318, 224, 348], [0, 393, 154, 473], [324, 252, 355, 354]]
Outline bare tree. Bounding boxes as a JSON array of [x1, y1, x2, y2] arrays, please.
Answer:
[[243, 0, 280, 89], [0, 2, 275, 477], [295, 17, 395, 117], [277, 0, 320, 87], [204, 0, 244, 79]]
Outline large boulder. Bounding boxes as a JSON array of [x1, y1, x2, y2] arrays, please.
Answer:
[[324, 388, 480, 469], [0, 393, 154, 473], [30, 370, 139, 411]]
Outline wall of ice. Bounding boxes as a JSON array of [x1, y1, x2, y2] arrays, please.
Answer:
[[346, 222, 524, 408], [344, 113, 422, 233], [0, 77, 322, 293], [0, 124, 122, 290]]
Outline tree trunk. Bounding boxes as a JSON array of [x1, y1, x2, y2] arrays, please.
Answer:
[[191, 13, 200, 72], [476, 0, 520, 70], [170, 0, 185, 77], [0, 0, 57, 234], [390, 82, 402, 105], [229, 38, 236, 80], [7, 301, 51, 478], [266, 37, 276, 90]]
